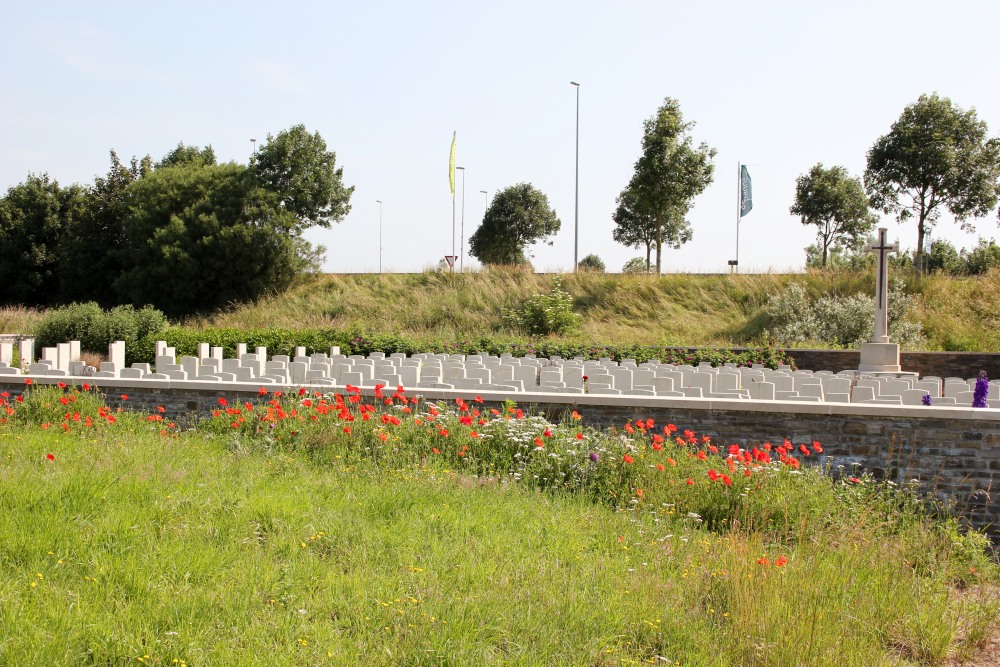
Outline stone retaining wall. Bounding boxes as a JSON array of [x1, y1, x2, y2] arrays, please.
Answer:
[[3, 377, 997, 539], [781, 348, 1000, 380]]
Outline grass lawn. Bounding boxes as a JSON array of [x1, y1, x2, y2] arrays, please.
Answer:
[[0, 385, 997, 666]]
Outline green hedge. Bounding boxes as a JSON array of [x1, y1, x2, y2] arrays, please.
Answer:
[[135, 327, 792, 369]]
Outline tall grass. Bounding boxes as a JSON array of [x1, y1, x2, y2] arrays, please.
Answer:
[[0, 383, 996, 665], [169, 268, 1000, 351]]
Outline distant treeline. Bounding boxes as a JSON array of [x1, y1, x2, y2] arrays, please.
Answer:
[[0, 125, 353, 317]]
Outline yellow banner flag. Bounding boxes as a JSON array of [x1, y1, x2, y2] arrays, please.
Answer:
[[449, 131, 456, 196]]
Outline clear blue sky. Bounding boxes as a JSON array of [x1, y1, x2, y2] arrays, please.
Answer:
[[3, 0, 999, 273]]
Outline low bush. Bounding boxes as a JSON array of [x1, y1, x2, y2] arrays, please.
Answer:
[[764, 280, 925, 348], [35, 302, 168, 359], [502, 278, 581, 335], [136, 326, 793, 368]]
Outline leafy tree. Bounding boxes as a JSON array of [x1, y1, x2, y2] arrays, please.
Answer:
[[865, 93, 1000, 273], [248, 124, 354, 233], [790, 163, 877, 267], [468, 183, 560, 266], [0, 174, 85, 306], [613, 97, 715, 275], [611, 188, 658, 272], [114, 162, 302, 316], [578, 253, 605, 272], [924, 239, 964, 274], [621, 257, 653, 274], [961, 237, 1000, 275], [156, 143, 217, 169], [56, 151, 151, 304]]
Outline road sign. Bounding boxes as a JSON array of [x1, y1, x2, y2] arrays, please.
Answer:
[[444, 255, 457, 268]]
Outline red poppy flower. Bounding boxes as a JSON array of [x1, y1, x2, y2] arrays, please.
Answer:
[[24, 379, 33, 385], [57, 382, 67, 389], [46, 453, 55, 461], [708, 469, 719, 481], [685, 478, 694, 485], [258, 387, 268, 396], [775, 556, 787, 567], [657, 463, 665, 472], [120, 394, 128, 401], [721, 474, 732, 486], [575, 432, 584, 440], [757, 557, 770, 566], [623, 454, 635, 464], [535, 437, 544, 448]]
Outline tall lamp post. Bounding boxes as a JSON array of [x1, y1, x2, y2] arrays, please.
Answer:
[[250, 138, 256, 156], [570, 81, 580, 273], [456, 166, 466, 271], [376, 200, 383, 273]]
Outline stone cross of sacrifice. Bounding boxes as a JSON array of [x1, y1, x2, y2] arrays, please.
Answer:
[[867, 227, 898, 344]]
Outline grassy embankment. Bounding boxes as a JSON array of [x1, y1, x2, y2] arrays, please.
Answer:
[[4, 268, 1000, 351], [0, 384, 997, 666]]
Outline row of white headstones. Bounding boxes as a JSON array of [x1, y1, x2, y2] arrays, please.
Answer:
[[1, 338, 998, 407]]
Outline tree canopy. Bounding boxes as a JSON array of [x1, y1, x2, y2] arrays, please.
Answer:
[[248, 124, 354, 232], [612, 97, 715, 275], [0, 124, 351, 315], [790, 163, 877, 268], [468, 183, 560, 266], [865, 93, 1000, 273]]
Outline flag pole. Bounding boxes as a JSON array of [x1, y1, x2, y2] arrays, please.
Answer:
[[734, 161, 741, 274]]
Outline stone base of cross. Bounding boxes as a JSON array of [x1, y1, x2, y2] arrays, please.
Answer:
[[858, 227, 902, 373], [858, 342, 901, 373]]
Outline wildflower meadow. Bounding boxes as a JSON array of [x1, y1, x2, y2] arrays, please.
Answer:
[[0, 381, 997, 666]]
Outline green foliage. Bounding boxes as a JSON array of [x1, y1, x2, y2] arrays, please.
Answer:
[[248, 123, 354, 230], [1, 387, 997, 666], [155, 143, 217, 169], [865, 93, 1000, 272], [0, 174, 86, 307], [56, 152, 151, 305], [468, 183, 560, 265], [35, 302, 168, 357], [114, 162, 306, 316], [502, 278, 581, 335], [765, 280, 926, 348], [577, 253, 605, 272], [138, 323, 792, 369], [791, 163, 877, 267], [613, 97, 715, 274], [621, 256, 652, 274]]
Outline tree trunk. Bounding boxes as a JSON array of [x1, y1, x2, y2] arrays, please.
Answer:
[[644, 245, 652, 273], [915, 215, 925, 278], [822, 236, 829, 268], [655, 215, 663, 276]]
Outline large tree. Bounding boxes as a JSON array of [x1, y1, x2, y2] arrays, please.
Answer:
[[56, 151, 151, 304], [790, 163, 877, 268], [468, 183, 560, 266], [613, 98, 715, 275], [114, 162, 301, 316], [248, 124, 354, 233], [0, 174, 85, 306], [865, 93, 1000, 274]]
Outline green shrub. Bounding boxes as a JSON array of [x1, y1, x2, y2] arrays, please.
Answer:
[[578, 254, 605, 272], [764, 280, 926, 349], [35, 302, 168, 360], [139, 325, 792, 368], [502, 278, 581, 335]]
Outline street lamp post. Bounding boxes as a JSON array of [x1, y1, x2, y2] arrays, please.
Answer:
[[250, 138, 256, 156], [376, 200, 383, 273], [570, 81, 580, 273], [455, 167, 465, 271]]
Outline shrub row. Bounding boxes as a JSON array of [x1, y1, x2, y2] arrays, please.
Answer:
[[132, 326, 792, 368]]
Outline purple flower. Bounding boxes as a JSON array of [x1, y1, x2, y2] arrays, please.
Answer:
[[589, 452, 600, 462], [972, 370, 989, 408], [921, 393, 932, 407]]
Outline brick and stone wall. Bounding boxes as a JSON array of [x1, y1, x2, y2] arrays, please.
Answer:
[[3, 377, 997, 539]]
